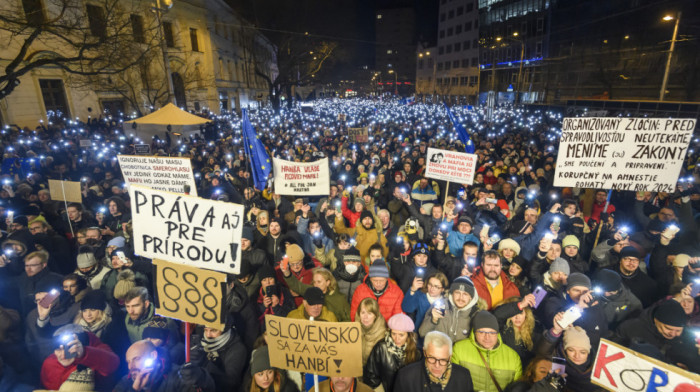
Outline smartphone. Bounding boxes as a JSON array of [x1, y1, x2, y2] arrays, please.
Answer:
[[486, 198, 498, 204], [486, 234, 501, 247], [116, 251, 127, 263], [335, 200, 342, 213], [532, 286, 547, 308], [416, 267, 425, 279], [552, 217, 561, 231], [434, 299, 446, 316], [691, 280, 700, 298], [7, 210, 13, 224], [557, 306, 583, 329], [39, 289, 61, 308], [619, 228, 629, 241], [60, 334, 77, 359], [551, 356, 566, 375], [666, 224, 680, 236], [280, 255, 289, 271]]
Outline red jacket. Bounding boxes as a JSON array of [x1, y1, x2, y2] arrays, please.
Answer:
[[341, 195, 362, 228], [41, 332, 119, 391], [471, 269, 521, 310], [350, 276, 404, 322]]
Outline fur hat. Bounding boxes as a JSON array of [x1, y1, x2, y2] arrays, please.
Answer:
[[498, 238, 521, 256]]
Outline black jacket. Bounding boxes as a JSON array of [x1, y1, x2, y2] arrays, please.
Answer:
[[492, 301, 543, 367], [190, 331, 247, 392], [608, 264, 659, 308], [393, 360, 474, 392], [364, 337, 422, 391], [18, 267, 63, 317], [540, 288, 609, 349]]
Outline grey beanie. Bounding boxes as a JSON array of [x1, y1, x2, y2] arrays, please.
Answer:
[[549, 258, 570, 275], [249, 346, 272, 375], [472, 311, 499, 332], [567, 272, 592, 290]]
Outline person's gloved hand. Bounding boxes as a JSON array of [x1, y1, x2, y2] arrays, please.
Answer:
[[189, 345, 205, 366], [178, 362, 204, 386]]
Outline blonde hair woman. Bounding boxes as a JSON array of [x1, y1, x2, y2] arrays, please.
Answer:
[[492, 295, 542, 366], [356, 297, 386, 365]]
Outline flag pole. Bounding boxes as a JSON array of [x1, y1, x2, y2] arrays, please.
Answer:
[[592, 190, 612, 248]]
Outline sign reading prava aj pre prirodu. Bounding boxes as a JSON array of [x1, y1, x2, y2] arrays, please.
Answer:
[[554, 117, 695, 192]]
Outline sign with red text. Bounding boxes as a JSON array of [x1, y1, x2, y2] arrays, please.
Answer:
[[128, 184, 243, 274], [591, 339, 700, 391], [348, 127, 369, 143], [265, 315, 362, 377], [273, 157, 330, 196], [554, 118, 695, 192], [118, 155, 198, 196], [425, 147, 478, 184]]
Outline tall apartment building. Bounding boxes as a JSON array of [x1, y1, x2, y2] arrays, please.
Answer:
[[375, 7, 416, 95]]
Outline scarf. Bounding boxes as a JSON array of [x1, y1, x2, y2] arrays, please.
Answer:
[[426, 361, 452, 390], [384, 331, 406, 362], [78, 313, 111, 338], [369, 279, 388, 297], [201, 329, 232, 361]]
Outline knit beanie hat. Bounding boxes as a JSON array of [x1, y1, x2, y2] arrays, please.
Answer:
[[58, 367, 95, 391], [304, 287, 325, 306], [388, 313, 415, 333], [369, 259, 390, 279], [498, 238, 521, 256], [285, 244, 304, 264], [510, 220, 532, 235], [567, 272, 591, 290], [107, 236, 126, 248], [592, 269, 622, 292], [354, 198, 366, 208], [457, 215, 474, 227], [80, 290, 107, 311], [411, 242, 429, 258], [673, 254, 690, 268], [450, 276, 476, 297], [76, 252, 98, 269], [654, 299, 687, 327], [562, 235, 580, 249], [360, 210, 374, 223], [257, 264, 276, 281], [250, 346, 272, 375], [113, 270, 136, 300], [343, 247, 361, 263], [620, 246, 641, 259], [472, 311, 499, 332], [242, 227, 254, 242], [549, 258, 570, 275], [563, 326, 591, 353], [143, 317, 170, 341]]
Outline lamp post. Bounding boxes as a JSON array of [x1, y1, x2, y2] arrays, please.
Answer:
[[660, 12, 681, 101], [154, 0, 175, 104], [388, 69, 398, 95], [512, 32, 525, 105]]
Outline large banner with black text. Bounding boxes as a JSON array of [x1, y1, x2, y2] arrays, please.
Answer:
[[273, 157, 330, 196]]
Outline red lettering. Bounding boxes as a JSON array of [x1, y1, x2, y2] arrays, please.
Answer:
[[593, 343, 624, 388]]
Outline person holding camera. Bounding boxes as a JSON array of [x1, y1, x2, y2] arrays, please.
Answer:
[[255, 264, 294, 324]]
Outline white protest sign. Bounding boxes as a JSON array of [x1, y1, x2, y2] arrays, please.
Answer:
[[128, 185, 244, 274], [554, 118, 695, 192], [273, 157, 330, 196], [118, 155, 198, 196], [424, 147, 478, 184], [591, 339, 700, 391], [348, 127, 369, 143]]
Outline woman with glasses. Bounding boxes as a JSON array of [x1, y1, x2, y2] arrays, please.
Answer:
[[364, 313, 421, 392], [402, 272, 448, 330]]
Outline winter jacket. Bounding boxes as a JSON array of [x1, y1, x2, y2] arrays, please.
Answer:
[[101, 267, 149, 308], [540, 289, 609, 349], [590, 238, 621, 271], [74, 263, 110, 290], [418, 292, 483, 342], [18, 268, 63, 317], [451, 332, 522, 392], [396, 261, 438, 293], [331, 259, 365, 300], [334, 214, 388, 271], [447, 230, 481, 257], [276, 264, 315, 307], [25, 301, 81, 365], [190, 331, 247, 392], [535, 329, 605, 392], [258, 233, 284, 266], [472, 269, 521, 309], [387, 198, 410, 229], [393, 360, 474, 392], [286, 303, 338, 322], [341, 194, 363, 228], [254, 284, 295, 323], [598, 284, 643, 330], [402, 290, 445, 331], [283, 273, 351, 321], [113, 363, 216, 392], [40, 332, 119, 391], [297, 215, 334, 255], [608, 264, 659, 308], [350, 276, 404, 322], [124, 303, 180, 344], [410, 179, 440, 213], [242, 247, 268, 273], [364, 334, 422, 391]]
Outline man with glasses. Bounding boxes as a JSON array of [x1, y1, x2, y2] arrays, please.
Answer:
[[394, 331, 473, 391], [451, 311, 521, 392], [18, 250, 62, 317]]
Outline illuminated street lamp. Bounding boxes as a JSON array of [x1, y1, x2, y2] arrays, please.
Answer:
[[388, 69, 398, 95], [660, 12, 681, 101]]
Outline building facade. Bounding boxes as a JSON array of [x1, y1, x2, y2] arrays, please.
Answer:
[[375, 7, 416, 95]]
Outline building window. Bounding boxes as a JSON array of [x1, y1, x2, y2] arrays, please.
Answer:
[[439, 30, 445, 38], [455, 25, 462, 34], [466, 2, 474, 12], [130, 14, 145, 43], [440, 13, 446, 22], [471, 57, 478, 66], [454, 42, 461, 51], [448, 10, 454, 19], [446, 45, 452, 54], [460, 76, 468, 85], [474, 18, 478, 28], [438, 46, 444, 55], [536, 41, 542, 56], [461, 59, 469, 67], [537, 18, 544, 32], [521, 22, 527, 35], [190, 28, 200, 52], [464, 40, 470, 50], [451, 77, 458, 85], [418, 59, 424, 69], [437, 63, 444, 71], [445, 62, 451, 70], [473, 39, 478, 48], [447, 27, 453, 36], [86, 4, 106, 37], [470, 76, 478, 84], [428, 58, 434, 67], [39, 79, 70, 117], [163, 22, 175, 47], [453, 60, 459, 68], [465, 21, 472, 31], [22, 0, 45, 26], [457, 6, 464, 15]]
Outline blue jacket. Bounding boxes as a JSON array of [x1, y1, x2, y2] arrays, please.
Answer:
[[447, 230, 481, 257], [402, 290, 443, 330], [297, 216, 333, 255]]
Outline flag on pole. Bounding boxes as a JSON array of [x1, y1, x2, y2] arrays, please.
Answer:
[[241, 109, 271, 191], [443, 102, 475, 153]]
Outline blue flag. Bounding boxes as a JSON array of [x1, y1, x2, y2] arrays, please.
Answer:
[[241, 109, 271, 191], [443, 102, 475, 154]]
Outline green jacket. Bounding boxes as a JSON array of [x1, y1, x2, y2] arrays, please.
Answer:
[[283, 274, 351, 321], [451, 332, 522, 392], [124, 303, 180, 344], [287, 303, 338, 322]]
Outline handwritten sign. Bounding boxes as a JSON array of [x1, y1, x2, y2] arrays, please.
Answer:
[[554, 118, 695, 192], [134, 144, 151, 155], [425, 147, 478, 184], [273, 157, 330, 196], [153, 259, 226, 330], [79, 139, 92, 147], [591, 339, 700, 391], [348, 127, 369, 143], [48, 180, 82, 203], [118, 155, 198, 196], [265, 315, 363, 377], [128, 185, 244, 274]]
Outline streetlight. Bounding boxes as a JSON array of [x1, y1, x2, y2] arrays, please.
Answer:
[[660, 12, 681, 101], [388, 69, 398, 95], [154, 0, 175, 104]]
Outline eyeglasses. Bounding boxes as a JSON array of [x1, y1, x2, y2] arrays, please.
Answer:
[[427, 284, 443, 289], [475, 330, 498, 336], [425, 356, 450, 366], [25, 263, 43, 268], [289, 261, 303, 267]]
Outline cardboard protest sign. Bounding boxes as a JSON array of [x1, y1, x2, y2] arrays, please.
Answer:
[[591, 339, 700, 391], [425, 147, 478, 184], [128, 184, 244, 274], [134, 144, 151, 155], [265, 315, 363, 377], [117, 155, 198, 196], [48, 179, 82, 203], [348, 127, 369, 143], [153, 259, 226, 330], [554, 117, 695, 192], [273, 157, 330, 196]]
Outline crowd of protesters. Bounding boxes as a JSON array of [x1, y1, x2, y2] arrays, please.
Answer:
[[0, 98, 699, 391]]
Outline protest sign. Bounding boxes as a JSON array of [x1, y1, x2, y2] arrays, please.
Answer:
[[591, 339, 700, 391], [348, 127, 369, 143], [424, 147, 478, 184], [265, 315, 363, 377], [338, 113, 346, 121], [48, 179, 82, 203], [153, 259, 226, 330], [134, 144, 151, 155], [129, 184, 244, 274], [79, 139, 92, 147], [554, 117, 695, 192], [273, 157, 330, 196], [117, 155, 198, 196]]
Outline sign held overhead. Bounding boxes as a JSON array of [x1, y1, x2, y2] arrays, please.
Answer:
[[348, 127, 369, 143], [425, 147, 478, 185], [118, 155, 198, 196], [129, 184, 244, 274], [273, 157, 330, 196]]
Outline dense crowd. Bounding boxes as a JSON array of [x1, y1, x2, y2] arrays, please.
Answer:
[[0, 98, 699, 392]]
